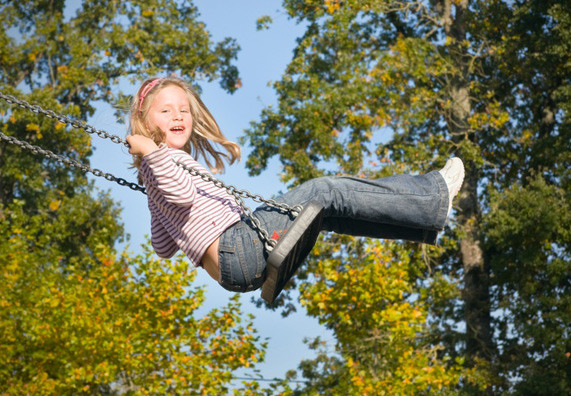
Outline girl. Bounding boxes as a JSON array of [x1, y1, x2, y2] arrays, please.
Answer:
[[127, 77, 464, 293]]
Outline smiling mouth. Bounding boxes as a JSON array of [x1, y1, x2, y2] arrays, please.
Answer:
[[170, 126, 185, 133]]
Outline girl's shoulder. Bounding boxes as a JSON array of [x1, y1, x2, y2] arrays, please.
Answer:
[[167, 148, 208, 172], [168, 147, 196, 162]]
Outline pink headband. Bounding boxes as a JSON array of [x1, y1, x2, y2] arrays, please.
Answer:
[[138, 78, 163, 112]]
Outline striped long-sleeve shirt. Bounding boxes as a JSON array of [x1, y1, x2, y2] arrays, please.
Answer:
[[140, 144, 242, 266]]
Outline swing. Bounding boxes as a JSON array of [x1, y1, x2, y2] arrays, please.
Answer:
[[0, 92, 323, 304]]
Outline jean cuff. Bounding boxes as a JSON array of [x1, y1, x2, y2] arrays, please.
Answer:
[[429, 169, 450, 231]]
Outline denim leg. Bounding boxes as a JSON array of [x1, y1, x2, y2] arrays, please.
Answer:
[[253, 171, 449, 245], [218, 171, 449, 291]]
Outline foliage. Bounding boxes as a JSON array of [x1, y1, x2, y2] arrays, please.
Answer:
[[244, 0, 570, 394], [483, 174, 570, 394], [256, 15, 274, 31], [0, 206, 266, 394], [290, 239, 479, 395]]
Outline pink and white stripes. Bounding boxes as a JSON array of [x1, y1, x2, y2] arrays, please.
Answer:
[[140, 144, 242, 266]]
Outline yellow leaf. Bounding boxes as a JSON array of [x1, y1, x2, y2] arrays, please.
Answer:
[[26, 123, 42, 138], [49, 200, 61, 211]]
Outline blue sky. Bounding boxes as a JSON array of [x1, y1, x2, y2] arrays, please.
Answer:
[[87, 0, 333, 383]]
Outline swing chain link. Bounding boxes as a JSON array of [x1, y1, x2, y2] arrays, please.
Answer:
[[0, 92, 129, 147], [0, 131, 147, 194], [0, 91, 305, 251], [175, 161, 303, 251]]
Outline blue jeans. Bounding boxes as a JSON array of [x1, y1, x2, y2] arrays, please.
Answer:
[[218, 171, 449, 292]]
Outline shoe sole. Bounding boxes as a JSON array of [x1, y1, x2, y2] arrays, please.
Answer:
[[261, 201, 324, 304], [447, 158, 465, 199]]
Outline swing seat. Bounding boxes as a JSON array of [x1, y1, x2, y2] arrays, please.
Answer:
[[261, 201, 324, 304]]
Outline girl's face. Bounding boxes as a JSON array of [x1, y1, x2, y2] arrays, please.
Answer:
[[146, 85, 193, 149]]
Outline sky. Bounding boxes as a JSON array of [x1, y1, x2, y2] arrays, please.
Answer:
[[85, 0, 333, 384]]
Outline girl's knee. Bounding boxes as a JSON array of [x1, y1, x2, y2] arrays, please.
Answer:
[[299, 177, 333, 197], [309, 176, 337, 190], [278, 177, 331, 206]]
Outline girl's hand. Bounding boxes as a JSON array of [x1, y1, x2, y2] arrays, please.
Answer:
[[127, 135, 159, 156]]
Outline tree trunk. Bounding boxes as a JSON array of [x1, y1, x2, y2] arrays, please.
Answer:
[[442, 0, 493, 384]]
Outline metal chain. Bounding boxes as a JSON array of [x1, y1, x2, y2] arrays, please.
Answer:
[[175, 161, 303, 251], [0, 91, 305, 250], [0, 131, 146, 194], [0, 92, 129, 147]]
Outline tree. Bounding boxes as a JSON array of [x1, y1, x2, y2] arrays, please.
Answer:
[[244, 0, 569, 394], [287, 239, 478, 395], [0, 225, 266, 394], [0, 1, 267, 393]]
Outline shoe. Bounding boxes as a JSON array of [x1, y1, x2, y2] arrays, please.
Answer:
[[439, 157, 464, 216]]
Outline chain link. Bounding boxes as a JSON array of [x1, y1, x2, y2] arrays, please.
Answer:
[[174, 161, 302, 251], [0, 92, 129, 147], [0, 131, 146, 194], [0, 91, 305, 251]]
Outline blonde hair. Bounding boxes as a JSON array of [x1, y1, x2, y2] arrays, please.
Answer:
[[129, 76, 241, 176]]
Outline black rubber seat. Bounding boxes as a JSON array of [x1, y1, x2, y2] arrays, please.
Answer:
[[261, 201, 324, 303]]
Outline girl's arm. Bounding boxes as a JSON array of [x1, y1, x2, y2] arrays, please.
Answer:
[[127, 134, 159, 156], [150, 214, 179, 258], [139, 144, 197, 206]]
